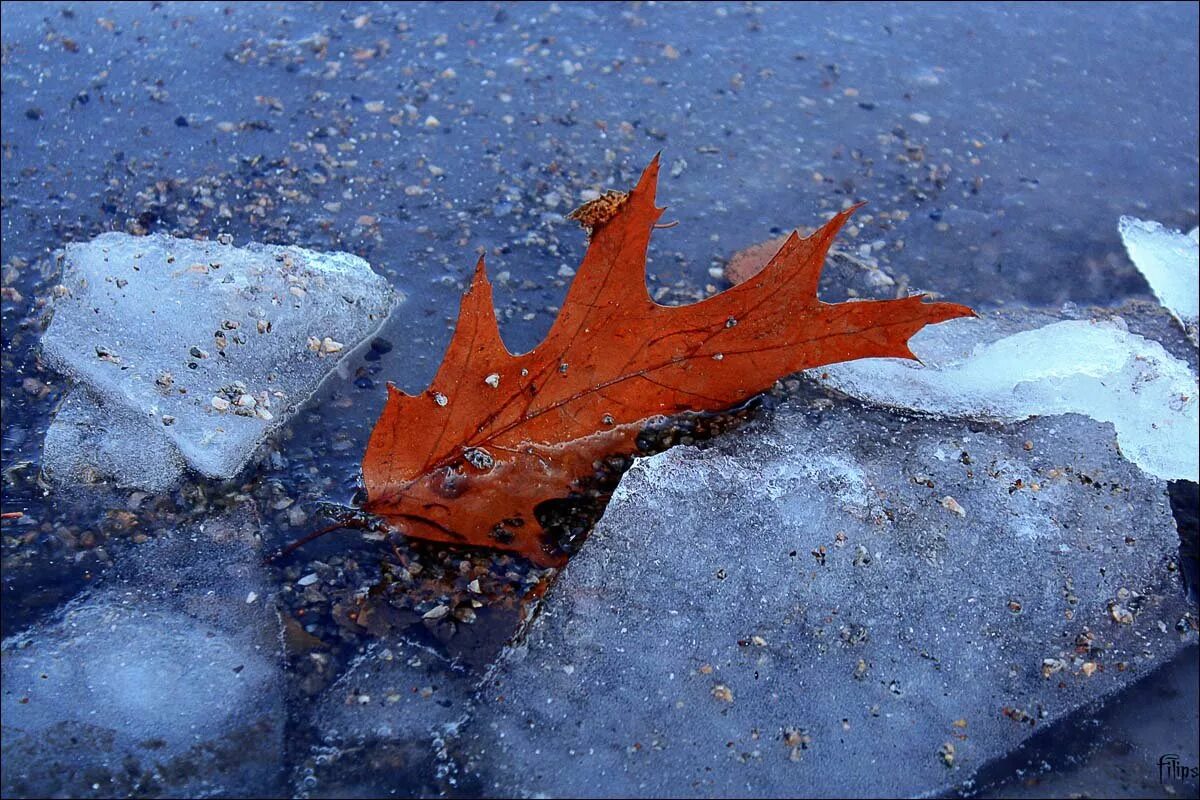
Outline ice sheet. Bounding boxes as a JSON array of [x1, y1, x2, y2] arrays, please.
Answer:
[[816, 315, 1198, 481]]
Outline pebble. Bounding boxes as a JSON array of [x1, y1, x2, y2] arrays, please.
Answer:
[[423, 604, 450, 620], [940, 496, 967, 517], [1108, 602, 1134, 624]]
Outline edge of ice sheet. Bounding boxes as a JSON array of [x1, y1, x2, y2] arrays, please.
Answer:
[[1119, 216, 1200, 336], [815, 317, 1199, 481]]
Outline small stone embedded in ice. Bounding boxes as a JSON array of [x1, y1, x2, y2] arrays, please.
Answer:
[[814, 312, 1199, 482], [940, 495, 966, 517], [1119, 216, 1199, 341], [38, 233, 397, 490], [422, 604, 450, 620]]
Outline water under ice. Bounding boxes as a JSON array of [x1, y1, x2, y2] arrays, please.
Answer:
[[816, 313, 1199, 482], [1119, 216, 1200, 340], [38, 232, 396, 490]]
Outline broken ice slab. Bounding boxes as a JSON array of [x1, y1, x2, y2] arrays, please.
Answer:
[[294, 639, 478, 797], [1119, 216, 1199, 343], [814, 309, 1199, 482], [1, 506, 286, 798], [454, 407, 1196, 798], [39, 232, 396, 490], [40, 386, 186, 493]]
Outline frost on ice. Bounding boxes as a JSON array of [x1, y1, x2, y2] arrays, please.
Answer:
[[39, 233, 396, 491], [41, 386, 186, 493], [815, 312, 1199, 482], [1119, 216, 1199, 343]]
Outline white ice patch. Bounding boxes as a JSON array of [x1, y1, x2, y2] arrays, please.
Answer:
[[2, 602, 277, 751], [1119, 216, 1199, 342], [758, 453, 871, 510], [817, 318, 1199, 482]]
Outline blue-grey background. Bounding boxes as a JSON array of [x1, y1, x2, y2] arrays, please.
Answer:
[[2, 2, 1197, 797]]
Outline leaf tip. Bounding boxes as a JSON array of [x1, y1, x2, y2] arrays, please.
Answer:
[[828, 201, 866, 230], [638, 152, 663, 185], [939, 300, 979, 323], [470, 253, 490, 287], [629, 154, 666, 221]]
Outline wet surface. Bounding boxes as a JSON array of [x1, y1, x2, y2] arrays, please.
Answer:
[[2, 2, 1198, 797]]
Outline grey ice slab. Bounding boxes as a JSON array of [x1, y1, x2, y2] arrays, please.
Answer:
[[39, 232, 395, 488], [40, 386, 186, 493], [0, 506, 285, 798], [454, 407, 1196, 798]]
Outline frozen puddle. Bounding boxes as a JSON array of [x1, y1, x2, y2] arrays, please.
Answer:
[[0, 506, 285, 798], [39, 233, 396, 491], [814, 310, 1198, 482], [452, 405, 1195, 797]]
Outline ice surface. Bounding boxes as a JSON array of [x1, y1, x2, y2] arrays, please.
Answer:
[[294, 639, 478, 797], [39, 232, 396, 490], [1, 506, 286, 798], [815, 312, 1199, 482], [1119, 216, 1199, 342], [40, 387, 186, 492], [310, 640, 472, 743], [453, 407, 1195, 798]]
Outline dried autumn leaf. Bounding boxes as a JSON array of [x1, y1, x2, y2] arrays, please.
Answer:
[[362, 156, 974, 565]]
